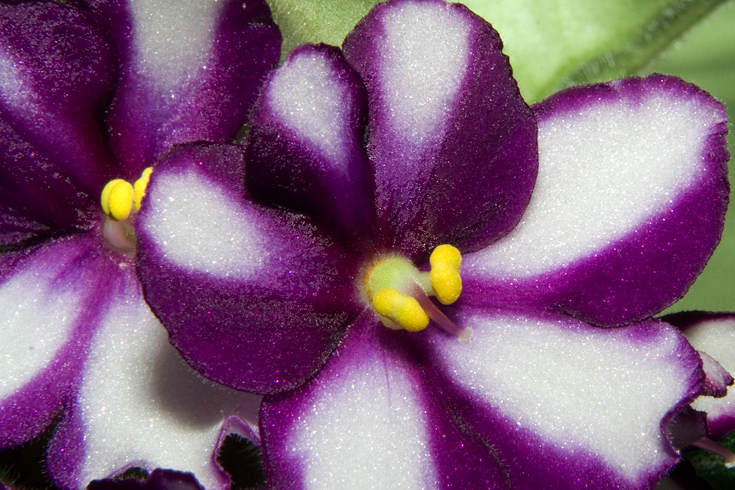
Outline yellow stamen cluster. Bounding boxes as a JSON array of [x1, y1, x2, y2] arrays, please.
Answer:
[[100, 167, 153, 220], [364, 244, 463, 333]]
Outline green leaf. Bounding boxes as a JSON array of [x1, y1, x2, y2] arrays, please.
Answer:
[[266, 0, 378, 57], [464, 0, 731, 101], [654, 1, 735, 314]]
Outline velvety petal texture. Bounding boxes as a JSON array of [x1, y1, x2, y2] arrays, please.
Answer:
[[463, 75, 729, 326], [84, 0, 281, 178], [0, 236, 107, 447], [47, 269, 261, 490], [261, 314, 510, 490], [0, 0, 282, 486], [665, 312, 735, 440], [420, 310, 704, 489], [136, 144, 359, 394], [130, 0, 727, 488], [0, 2, 117, 245], [343, 0, 537, 258], [245, 44, 374, 242]]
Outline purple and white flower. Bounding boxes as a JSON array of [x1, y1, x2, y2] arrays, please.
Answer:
[[135, 0, 730, 488], [0, 0, 279, 487]]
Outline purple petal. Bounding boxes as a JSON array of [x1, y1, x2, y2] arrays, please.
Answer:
[[0, 235, 109, 448], [664, 311, 735, 440], [136, 143, 359, 394], [419, 309, 704, 489], [46, 270, 261, 490], [86, 0, 281, 177], [245, 44, 375, 243], [0, 2, 117, 245], [261, 312, 509, 489], [463, 75, 729, 326], [342, 0, 537, 259]]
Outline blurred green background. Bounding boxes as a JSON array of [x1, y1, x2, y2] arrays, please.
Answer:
[[653, 1, 735, 313]]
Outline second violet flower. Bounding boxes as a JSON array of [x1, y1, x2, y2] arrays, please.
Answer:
[[135, 0, 730, 488]]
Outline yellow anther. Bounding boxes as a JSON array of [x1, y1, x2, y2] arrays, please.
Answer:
[[372, 288, 429, 332], [101, 179, 134, 220], [133, 167, 153, 211], [100, 179, 124, 216], [429, 244, 462, 305]]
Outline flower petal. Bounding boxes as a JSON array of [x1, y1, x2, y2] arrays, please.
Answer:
[[245, 44, 375, 242], [46, 270, 261, 490], [342, 0, 537, 258], [136, 144, 358, 394], [664, 311, 735, 440], [261, 312, 509, 489], [0, 235, 109, 448], [87, 0, 281, 177], [420, 309, 703, 489], [0, 2, 117, 245], [463, 75, 729, 326]]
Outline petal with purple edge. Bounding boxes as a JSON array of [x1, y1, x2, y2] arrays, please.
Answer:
[[420, 309, 703, 490], [136, 144, 359, 394], [46, 270, 261, 490], [664, 311, 735, 440], [261, 312, 510, 490], [343, 0, 537, 258], [246, 44, 375, 242], [463, 75, 729, 327], [89, 0, 281, 177], [0, 2, 117, 244], [0, 235, 111, 448]]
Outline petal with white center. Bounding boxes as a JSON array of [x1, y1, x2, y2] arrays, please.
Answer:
[[0, 235, 109, 448], [246, 44, 374, 241], [463, 75, 729, 326], [136, 144, 358, 394], [87, 0, 281, 177], [343, 0, 537, 258], [261, 312, 509, 490], [0, 2, 117, 245], [46, 270, 261, 490], [665, 312, 735, 439], [420, 309, 703, 489]]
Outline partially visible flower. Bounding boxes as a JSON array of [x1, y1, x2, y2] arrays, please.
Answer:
[[136, 0, 729, 488], [0, 1, 279, 488], [665, 312, 735, 440]]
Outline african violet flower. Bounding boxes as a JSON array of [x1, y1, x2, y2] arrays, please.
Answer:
[[135, 0, 730, 487], [0, 0, 279, 487]]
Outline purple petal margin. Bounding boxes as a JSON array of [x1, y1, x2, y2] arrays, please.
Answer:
[[419, 309, 704, 490], [343, 0, 537, 259], [136, 143, 360, 394], [261, 312, 510, 489], [85, 0, 281, 179], [463, 75, 729, 327], [0, 235, 121, 449]]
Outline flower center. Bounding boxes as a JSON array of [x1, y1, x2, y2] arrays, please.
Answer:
[[99, 167, 153, 254], [363, 245, 472, 342]]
